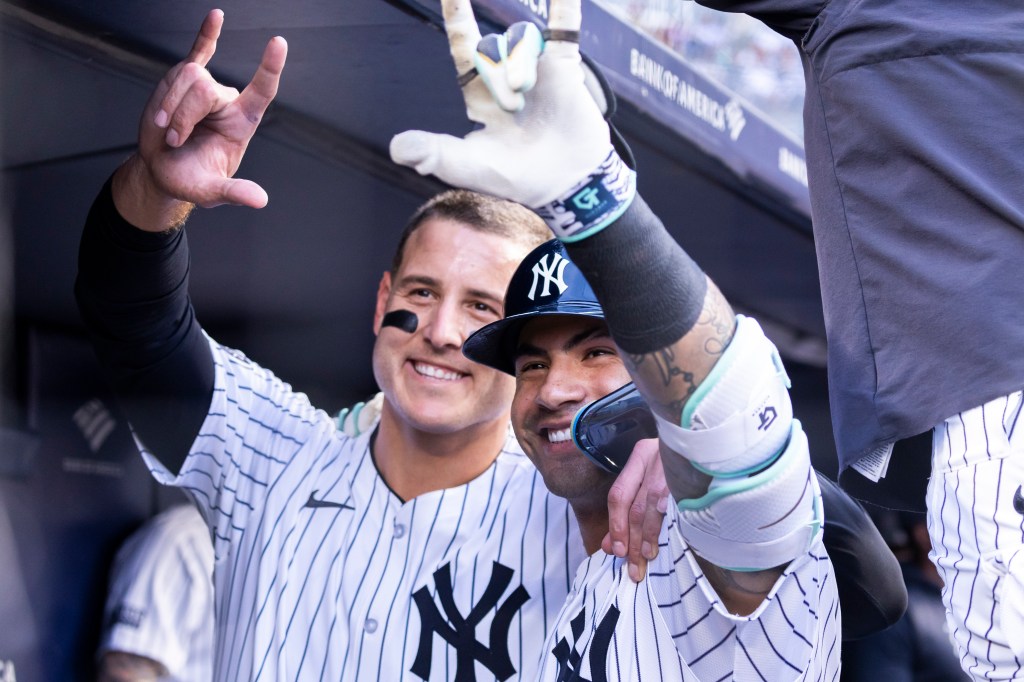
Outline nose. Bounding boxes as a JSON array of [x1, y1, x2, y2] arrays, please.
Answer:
[[535, 361, 587, 412], [422, 298, 467, 351]]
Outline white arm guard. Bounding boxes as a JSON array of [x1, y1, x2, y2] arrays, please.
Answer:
[[674, 421, 823, 571], [654, 315, 792, 477]]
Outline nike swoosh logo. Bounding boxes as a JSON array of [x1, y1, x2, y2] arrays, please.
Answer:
[[304, 490, 354, 510], [1014, 485, 1024, 516]]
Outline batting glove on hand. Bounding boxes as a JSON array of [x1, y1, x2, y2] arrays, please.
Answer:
[[389, 0, 636, 242]]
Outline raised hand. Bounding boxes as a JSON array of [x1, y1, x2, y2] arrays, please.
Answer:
[[114, 10, 287, 230], [390, 0, 634, 242]]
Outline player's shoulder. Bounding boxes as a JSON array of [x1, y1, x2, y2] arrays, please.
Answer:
[[204, 335, 344, 439], [125, 504, 206, 550]]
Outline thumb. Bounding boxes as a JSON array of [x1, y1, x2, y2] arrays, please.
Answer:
[[390, 130, 484, 191], [390, 130, 442, 175], [198, 177, 269, 209]]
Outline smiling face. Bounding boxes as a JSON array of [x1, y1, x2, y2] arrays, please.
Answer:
[[372, 217, 531, 435], [510, 315, 631, 504]]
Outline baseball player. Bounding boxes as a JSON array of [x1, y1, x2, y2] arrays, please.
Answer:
[[391, 0, 1024, 677], [98, 504, 214, 682], [393, 0, 1024, 678], [461, 240, 839, 680], [74, 11, 673, 681]]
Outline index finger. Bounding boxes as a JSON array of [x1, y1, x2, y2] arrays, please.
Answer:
[[238, 36, 288, 121], [547, 0, 581, 36], [441, 0, 483, 77], [605, 437, 659, 556], [185, 9, 225, 67]]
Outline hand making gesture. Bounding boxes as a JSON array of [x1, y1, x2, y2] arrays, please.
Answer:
[[390, 0, 634, 243], [114, 9, 287, 231]]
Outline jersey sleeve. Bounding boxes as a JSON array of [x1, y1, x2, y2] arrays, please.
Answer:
[[139, 338, 340, 554], [99, 506, 214, 678], [652, 511, 842, 680]]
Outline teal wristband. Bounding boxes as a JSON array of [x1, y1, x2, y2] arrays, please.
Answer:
[[537, 149, 636, 242]]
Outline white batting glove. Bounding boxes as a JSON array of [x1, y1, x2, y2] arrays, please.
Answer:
[[390, 0, 636, 242]]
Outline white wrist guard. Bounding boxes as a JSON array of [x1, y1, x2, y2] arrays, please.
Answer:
[[675, 421, 823, 571], [535, 148, 637, 242], [653, 315, 792, 477]]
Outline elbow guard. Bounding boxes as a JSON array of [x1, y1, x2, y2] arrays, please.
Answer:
[[653, 315, 793, 477], [675, 422, 823, 571], [656, 315, 820, 570]]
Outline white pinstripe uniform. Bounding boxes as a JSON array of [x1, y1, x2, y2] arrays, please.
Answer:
[[99, 504, 215, 682], [927, 390, 1024, 680], [536, 506, 840, 682], [140, 338, 586, 681]]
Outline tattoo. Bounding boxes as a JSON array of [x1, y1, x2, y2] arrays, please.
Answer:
[[623, 279, 736, 421], [697, 282, 734, 357], [624, 349, 697, 417]]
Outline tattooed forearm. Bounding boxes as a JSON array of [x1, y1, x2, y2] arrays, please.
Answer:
[[622, 279, 734, 421], [623, 350, 694, 417], [698, 280, 735, 357]]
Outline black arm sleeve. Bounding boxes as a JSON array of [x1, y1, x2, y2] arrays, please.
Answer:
[[74, 177, 214, 474], [564, 194, 708, 355], [817, 472, 909, 640]]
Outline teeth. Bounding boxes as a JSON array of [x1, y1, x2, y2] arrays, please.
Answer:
[[414, 362, 462, 381], [548, 428, 572, 443]]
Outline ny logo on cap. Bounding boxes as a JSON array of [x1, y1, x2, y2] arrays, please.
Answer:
[[528, 252, 569, 301]]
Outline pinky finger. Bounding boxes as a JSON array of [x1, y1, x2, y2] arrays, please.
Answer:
[[185, 9, 225, 68]]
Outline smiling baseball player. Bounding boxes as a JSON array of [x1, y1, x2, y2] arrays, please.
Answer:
[[390, 0, 843, 674], [396, 0, 1024, 678], [73, 9, 683, 680], [460, 240, 839, 680]]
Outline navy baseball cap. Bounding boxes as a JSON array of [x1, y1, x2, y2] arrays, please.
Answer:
[[463, 239, 604, 375], [464, 239, 657, 474]]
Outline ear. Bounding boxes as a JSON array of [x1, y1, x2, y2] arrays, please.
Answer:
[[373, 271, 392, 336]]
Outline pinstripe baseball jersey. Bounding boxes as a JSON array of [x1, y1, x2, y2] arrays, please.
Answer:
[[100, 503, 214, 682], [139, 338, 585, 681], [537, 508, 841, 681]]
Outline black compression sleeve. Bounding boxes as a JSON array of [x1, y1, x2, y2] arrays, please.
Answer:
[[75, 176, 213, 474], [563, 194, 708, 355]]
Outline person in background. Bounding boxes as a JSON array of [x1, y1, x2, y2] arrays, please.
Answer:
[[97, 505, 213, 682]]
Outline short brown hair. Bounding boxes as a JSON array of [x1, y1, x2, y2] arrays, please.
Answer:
[[391, 190, 550, 274]]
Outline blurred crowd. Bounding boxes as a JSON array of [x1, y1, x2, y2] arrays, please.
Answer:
[[597, 0, 805, 138]]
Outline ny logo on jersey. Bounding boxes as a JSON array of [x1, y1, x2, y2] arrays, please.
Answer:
[[550, 604, 620, 682], [528, 252, 570, 301], [411, 561, 530, 681]]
